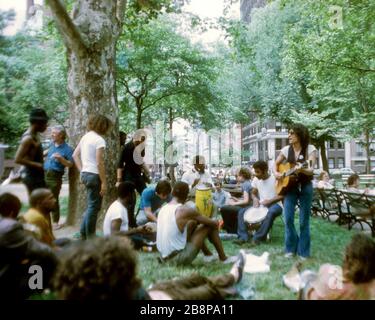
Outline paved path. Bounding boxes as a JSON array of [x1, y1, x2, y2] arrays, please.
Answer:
[[0, 183, 69, 205], [0, 182, 77, 238]]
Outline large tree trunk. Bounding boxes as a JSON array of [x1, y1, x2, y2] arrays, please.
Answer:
[[319, 140, 329, 172], [136, 104, 142, 129], [47, 0, 126, 226], [67, 44, 119, 226], [168, 107, 176, 186]]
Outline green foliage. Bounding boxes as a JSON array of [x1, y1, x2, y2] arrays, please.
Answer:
[[117, 15, 230, 130], [221, 0, 375, 170], [0, 29, 67, 155]]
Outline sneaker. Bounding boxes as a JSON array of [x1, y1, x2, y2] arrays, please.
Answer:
[[53, 223, 64, 230], [284, 252, 294, 258], [298, 256, 309, 261], [230, 251, 246, 283], [222, 255, 239, 264]]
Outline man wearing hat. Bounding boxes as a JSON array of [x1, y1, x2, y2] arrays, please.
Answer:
[[181, 155, 213, 193], [15, 108, 49, 195]]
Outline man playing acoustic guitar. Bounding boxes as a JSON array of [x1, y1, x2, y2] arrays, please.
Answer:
[[273, 124, 317, 260]]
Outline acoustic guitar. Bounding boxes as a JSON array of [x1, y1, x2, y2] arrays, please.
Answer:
[[276, 162, 309, 195]]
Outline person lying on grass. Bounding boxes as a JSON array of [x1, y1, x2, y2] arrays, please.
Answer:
[[157, 181, 237, 265], [53, 236, 246, 300]]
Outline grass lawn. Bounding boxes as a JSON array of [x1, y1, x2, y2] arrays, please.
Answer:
[[137, 214, 359, 300], [28, 196, 360, 300]]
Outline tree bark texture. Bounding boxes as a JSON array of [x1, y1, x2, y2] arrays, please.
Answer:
[[319, 140, 329, 172], [240, 0, 266, 24], [47, 0, 126, 225]]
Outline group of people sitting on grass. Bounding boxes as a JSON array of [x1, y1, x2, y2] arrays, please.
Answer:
[[0, 188, 246, 300], [2, 109, 374, 300], [1, 187, 374, 300]]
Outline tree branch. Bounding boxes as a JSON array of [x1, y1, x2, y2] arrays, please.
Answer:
[[142, 90, 185, 111], [311, 55, 375, 73], [46, 0, 87, 58], [118, 78, 137, 99]]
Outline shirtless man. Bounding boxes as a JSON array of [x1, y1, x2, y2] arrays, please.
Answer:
[[15, 109, 49, 195]]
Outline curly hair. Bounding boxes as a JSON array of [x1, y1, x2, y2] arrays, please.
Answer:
[[172, 181, 190, 203], [53, 237, 141, 300], [343, 234, 375, 284], [238, 167, 252, 180], [88, 115, 112, 136], [253, 161, 268, 173], [289, 123, 310, 151]]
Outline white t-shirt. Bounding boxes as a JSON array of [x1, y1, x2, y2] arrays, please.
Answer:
[[181, 169, 213, 188], [103, 200, 129, 236], [280, 144, 317, 162], [78, 131, 106, 174], [251, 175, 278, 202]]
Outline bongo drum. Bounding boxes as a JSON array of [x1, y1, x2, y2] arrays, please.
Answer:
[[244, 206, 268, 225], [195, 184, 213, 217]]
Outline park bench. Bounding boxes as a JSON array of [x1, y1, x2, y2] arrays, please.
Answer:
[[340, 191, 375, 237], [317, 189, 350, 225], [341, 174, 375, 189], [313, 188, 375, 237], [311, 188, 325, 218]]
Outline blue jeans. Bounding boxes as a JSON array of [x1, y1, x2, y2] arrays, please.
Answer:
[[283, 182, 313, 258], [237, 204, 282, 241], [80, 172, 102, 239]]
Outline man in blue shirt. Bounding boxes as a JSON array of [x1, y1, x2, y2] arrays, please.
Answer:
[[44, 126, 73, 229], [136, 180, 172, 225]]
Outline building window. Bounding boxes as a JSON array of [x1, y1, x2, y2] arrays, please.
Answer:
[[275, 122, 282, 132], [337, 141, 344, 149], [276, 139, 282, 151], [354, 160, 365, 166], [328, 158, 335, 169], [355, 143, 364, 157], [328, 140, 335, 149], [337, 158, 344, 168]]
